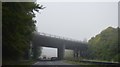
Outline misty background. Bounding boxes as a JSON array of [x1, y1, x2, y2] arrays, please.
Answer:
[[35, 2, 118, 58]]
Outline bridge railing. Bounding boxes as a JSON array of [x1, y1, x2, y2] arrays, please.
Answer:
[[38, 32, 82, 42]]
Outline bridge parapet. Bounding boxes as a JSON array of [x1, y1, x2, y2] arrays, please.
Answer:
[[38, 32, 82, 43]]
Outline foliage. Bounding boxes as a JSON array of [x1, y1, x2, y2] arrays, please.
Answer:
[[2, 2, 42, 61], [88, 27, 119, 62]]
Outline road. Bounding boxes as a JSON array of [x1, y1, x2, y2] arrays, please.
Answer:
[[33, 60, 74, 65]]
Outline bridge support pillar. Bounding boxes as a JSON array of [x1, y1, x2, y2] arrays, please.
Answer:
[[58, 45, 65, 60], [74, 49, 79, 59], [32, 44, 38, 60]]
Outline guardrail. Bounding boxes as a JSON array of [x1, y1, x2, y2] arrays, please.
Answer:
[[80, 60, 119, 65]]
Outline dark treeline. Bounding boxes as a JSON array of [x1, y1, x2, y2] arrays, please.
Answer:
[[87, 27, 119, 62], [2, 2, 43, 63]]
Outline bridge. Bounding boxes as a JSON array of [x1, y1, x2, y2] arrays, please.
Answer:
[[32, 32, 88, 60]]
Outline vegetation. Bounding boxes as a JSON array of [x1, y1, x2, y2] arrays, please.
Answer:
[[2, 2, 43, 64], [88, 27, 119, 62]]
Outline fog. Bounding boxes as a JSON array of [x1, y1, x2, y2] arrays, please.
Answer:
[[35, 2, 118, 57]]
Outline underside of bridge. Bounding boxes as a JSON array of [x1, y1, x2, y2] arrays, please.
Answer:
[[32, 33, 87, 60]]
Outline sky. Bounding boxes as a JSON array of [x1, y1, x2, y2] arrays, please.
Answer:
[[35, 2, 118, 57], [2, 0, 118, 2], [37, 0, 119, 2]]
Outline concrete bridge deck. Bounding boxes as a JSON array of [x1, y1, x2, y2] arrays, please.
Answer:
[[33, 32, 87, 50]]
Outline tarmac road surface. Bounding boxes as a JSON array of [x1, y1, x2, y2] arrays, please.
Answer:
[[33, 60, 74, 65]]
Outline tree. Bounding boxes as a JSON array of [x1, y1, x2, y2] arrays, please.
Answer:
[[88, 27, 119, 62], [2, 2, 43, 61]]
